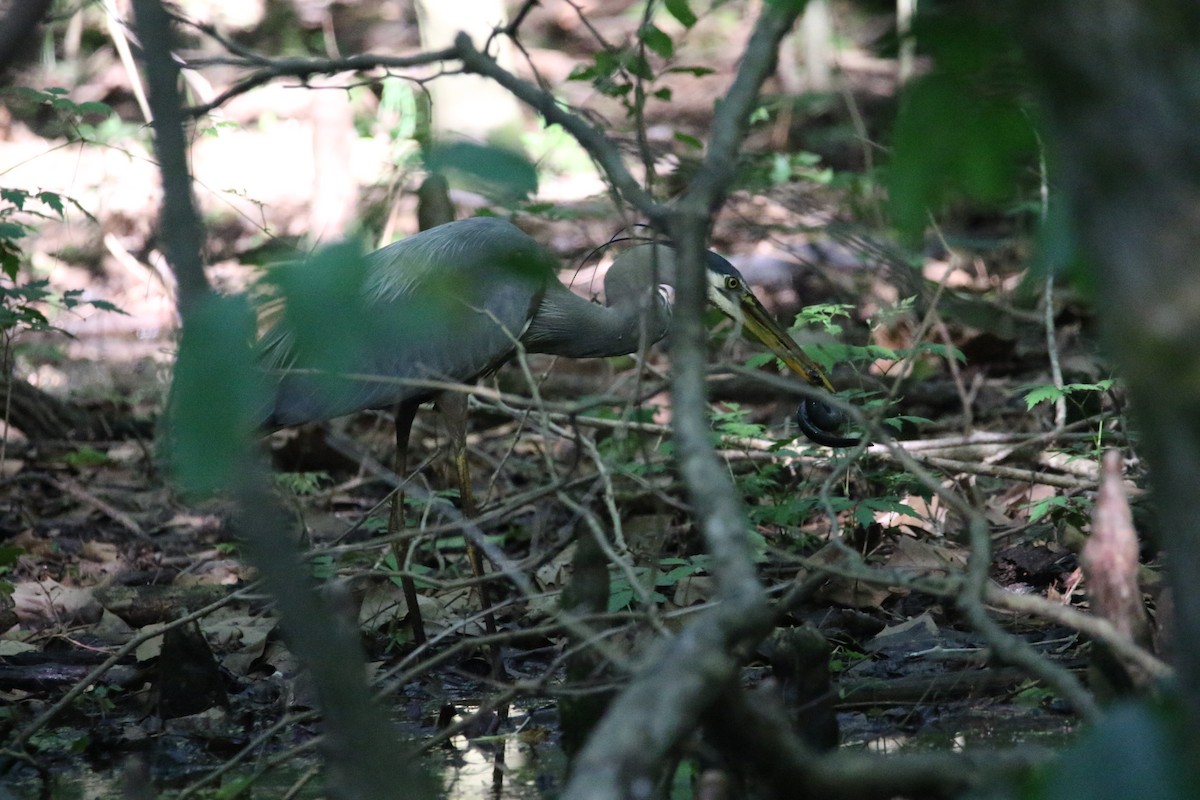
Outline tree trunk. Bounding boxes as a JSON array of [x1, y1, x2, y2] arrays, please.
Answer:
[[1018, 1, 1200, 732]]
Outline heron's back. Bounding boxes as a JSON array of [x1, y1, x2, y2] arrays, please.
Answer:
[[262, 217, 556, 427]]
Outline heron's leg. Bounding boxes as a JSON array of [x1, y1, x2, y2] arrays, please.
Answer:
[[391, 401, 426, 645], [436, 391, 502, 643], [438, 390, 479, 519]]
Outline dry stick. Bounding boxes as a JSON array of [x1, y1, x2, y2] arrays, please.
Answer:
[[988, 586, 1169, 680], [44, 473, 147, 538], [708, 681, 1050, 800], [170, 4, 1087, 788], [453, 32, 659, 224], [960, 515, 1100, 721], [519, 409, 1118, 495], [315, 427, 540, 601], [1036, 130, 1069, 430], [499, 347, 669, 619], [324, 419, 643, 690], [390, 402, 426, 645], [879, 426, 1100, 718], [174, 15, 460, 119], [787, 542, 1166, 688], [776, 385, 1104, 721], [913, 455, 1103, 491], [927, 224, 981, 428], [376, 608, 646, 700], [178, 707, 318, 799], [184, 608, 590, 799], [254, 601, 726, 793]]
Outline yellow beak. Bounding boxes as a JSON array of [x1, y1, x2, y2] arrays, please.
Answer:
[[733, 290, 835, 392]]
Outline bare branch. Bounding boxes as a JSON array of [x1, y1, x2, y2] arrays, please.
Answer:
[[453, 31, 662, 222], [182, 44, 459, 118], [561, 5, 806, 797]]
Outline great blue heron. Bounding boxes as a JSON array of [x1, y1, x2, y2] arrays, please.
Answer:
[[259, 215, 854, 645], [260, 215, 853, 445]]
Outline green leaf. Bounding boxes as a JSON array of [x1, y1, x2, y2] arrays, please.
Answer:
[[1, 188, 30, 209], [424, 141, 538, 200], [36, 191, 65, 216], [1024, 385, 1063, 410], [167, 294, 266, 495], [1026, 494, 1067, 523], [1022, 701, 1194, 800], [270, 241, 370, 373], [639, 23, 674, 58], [624, 52, 653, 81], [0, 221, 27, 241], [664, 0, 698, 28], [887, 13, 1036, 245], [744, 352, 774, 369], [665, 65, 714, 77], [0, 545, 23, 568], [83, 299, 127, 315], [608, 581, 635, 613], [673, 131, 703, 150], [76, 101, 114, 118], [765, 0, 811, 12], [64, 447, 109, 467]]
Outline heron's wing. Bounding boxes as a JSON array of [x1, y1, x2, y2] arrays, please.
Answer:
[[263, 218, 554, 427]]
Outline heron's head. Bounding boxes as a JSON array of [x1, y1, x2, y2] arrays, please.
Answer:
[[701, 252, 834, 392], [610, 243, 857, 445], [704, 253, 863, 446]]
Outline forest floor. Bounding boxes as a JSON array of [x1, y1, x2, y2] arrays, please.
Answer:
[[0, 2, 1153, 798]]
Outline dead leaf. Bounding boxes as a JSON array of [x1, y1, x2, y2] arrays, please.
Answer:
[[672, 575, 716, 607], [82, 540, 120, 563], [0, 639, 37, 656], [106, 442, 144, 464], [202, 612, 274, 655], [11, 579, 102, 625], [358, 582, 409, 633], [807, 543, 894, 609], [885, 535, 966, 580], [175, 559, 247, 586], [874, 494, 944, 537], [872, 611, 939, 644], [135, 624, 166, 662], [535, 543, 576, 590], [1084, 450, 1151, 644]]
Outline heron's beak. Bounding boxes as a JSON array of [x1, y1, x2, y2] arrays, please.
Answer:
[[732, 290, 835, 392]]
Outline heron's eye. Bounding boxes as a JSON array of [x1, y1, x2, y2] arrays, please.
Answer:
[[724, 275, 741, 291]]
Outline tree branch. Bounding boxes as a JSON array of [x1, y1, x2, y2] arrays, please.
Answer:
[[131, 3, 430, 798], [561, 5, 805, 797], [453, 31, 662, 222]]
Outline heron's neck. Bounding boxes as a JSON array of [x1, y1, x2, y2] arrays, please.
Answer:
[[522, 280, 672, 358]]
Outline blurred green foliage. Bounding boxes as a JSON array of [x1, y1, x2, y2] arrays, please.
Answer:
[[888, 9, 1038, 244], [1020, 701, 1194, 800], [167, 293, 264, 495]]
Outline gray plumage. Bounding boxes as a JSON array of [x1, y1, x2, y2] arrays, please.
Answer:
[[261, 217, 676, 427], [260, 216, 857, 446]]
